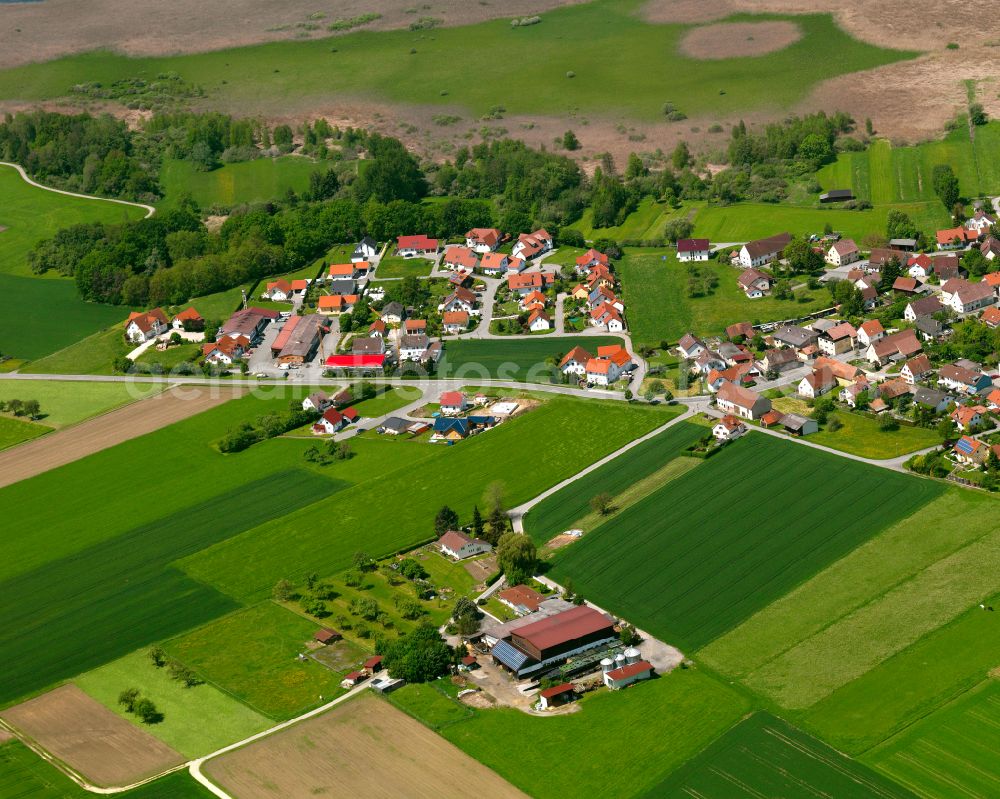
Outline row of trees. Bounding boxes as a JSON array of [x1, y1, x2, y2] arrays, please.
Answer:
[[0, 398, 41, 419]]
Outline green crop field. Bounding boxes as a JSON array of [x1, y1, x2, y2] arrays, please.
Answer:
[[0, 274, 128, 362], [616, 251, 829, 347], [180, 397, 674, 602], [524, 417, 698, 544], [158, 157, 317, 209], [0, 740, 214, 799], [641, 712, 915, 799], [437, 336, 616, 383], [19, 322, 129, 375], [0, 164, 145, 278], [441, 668, 749, 799], [74, 649, 270, 757], [0, 380, 162, 427], [865, 681, 1000, 797], [388, 683, 473, 731], [349, 386, 422, 417], [0, 414, 49, 450], [0, 468, 336, 705], [163, 602, 347, 719], [374, 255, 434, 279], [816, 124, 1000, 204], [550, 434, 940, 651], [0, 5, 914, 120], [701, 489, 1000, 723]]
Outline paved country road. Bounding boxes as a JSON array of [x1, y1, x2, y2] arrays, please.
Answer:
[[0, 161, 156, 218]]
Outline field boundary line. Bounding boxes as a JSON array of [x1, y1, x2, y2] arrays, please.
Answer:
[[0, 162, 155, 218]]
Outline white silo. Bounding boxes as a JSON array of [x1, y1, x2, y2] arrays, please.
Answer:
[[600, 658, 614, 674], [615, 653, 627, 669], [624, 647, 641, 665]]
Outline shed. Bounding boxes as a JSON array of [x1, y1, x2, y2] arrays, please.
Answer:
[[819, 189, 854, 203], [313, 628, 340, 645], [538, 683, 576, 709]]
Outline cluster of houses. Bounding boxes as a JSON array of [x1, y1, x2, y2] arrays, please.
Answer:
[[300, 389, 361, 435], [567, 248, 627, 332], [559, 343, 635, 387], [326, 308, 443, 372]]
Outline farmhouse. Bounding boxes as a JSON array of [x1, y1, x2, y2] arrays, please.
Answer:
[[904, 295, 944, 322], [941, 279, 995, 314], [202, 335, 249, 365], [868, 248, 907, 269], [901, 354, 933, 385], [906, 253, 933, 279], [396, 234, 439, 257], [302, 391, 331, 412], [438, 530, 492, 560], [798, 366, 837, 399], [865, 329, 921, 367], [713, 414, 747, 441], [312, 407, 349, 435], [938, 364, 991, 394], [498, 585, 546, 615], [817, 322, 856, 356], [677, 238, 710, 262], [490, 604, 616, 678], [737, 268, 771, 298], [738, 233, 791, 268], [464, 227, 501, 253], [982, 307, 1000, 329], [826, 239, 859, 266], [125, 308, 169, 343], [263, 279, 292, 301], [715, 381, 771, 420]]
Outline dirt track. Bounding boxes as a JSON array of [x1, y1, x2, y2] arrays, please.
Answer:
[[680, 21, 801, 59], [0, 685, 183, 787], [204, 694, 528, 799], [0, 385, 238, 489]]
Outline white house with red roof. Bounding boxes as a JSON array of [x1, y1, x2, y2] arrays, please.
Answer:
[[712, 414, 747, 441], [856, 319, 885, 349], [312, 407, 348, 435], [589, 303, 624, 332], [560, 346, 594, 377], [512, 229, 553, 260], [263, 279, 293, 301], [941, 278, 995, 314], [464, 227, 502, 253], [438, 530, 492, 560], [716, 381, 771, 420], [584, 345, 633, 386], [171, 307, 204, 331], [826, 239, 859, 267], [442, 311, 470, 334], [677, 238, 710, 262], [396, 234, 439, 257], [201, 335, 249, 365], [479, 252, 510, 276], [604, 659, 654, 690], [439, 391, 468, 415], [125, 308, 169, 343], [575, 248, 610, 273], [443, 245, 479, 271], [966, 208, 996, 234], [527, 309, 552, 332]]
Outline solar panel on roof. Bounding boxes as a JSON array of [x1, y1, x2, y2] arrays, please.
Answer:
[[491, 639, 531, 671]]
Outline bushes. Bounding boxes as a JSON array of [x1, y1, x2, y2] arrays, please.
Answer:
[[218, 407, 315, 453]]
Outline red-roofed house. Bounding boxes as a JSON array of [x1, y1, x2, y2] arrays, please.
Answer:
[[317, 294, 359, 314], [527, 309, 552, 332], [575, 248, 610, 272], [202, 334, 249, 365], [798, 366, 837, 399], [507, 271, 552, 295], [951, 405, 984, 432], [677, 238, 710, 262], [443, 245, 479, 271], [818, 322, 857, 356], [125, 308, 169, 343], [438, 530, 492, 560], [498, 585, 546, 615], [442, 311, 470, 334], [901, 354, 933, 385], [712, 414, 747, 441], [892, 276, 919, 295], [538, 683, 576, 710], [439, 391, 468, 415], [512, 229, 553, 260], [981, 306, 1000, 329], [479, 252, 510, 276], [464, 227, 501, 253], [936, 226, 979, 250], [328, 262, 357, 279], [397, 234, 439, 257], [290, 279, 309, 295], [312, 407, 347, 435], [560, 346, 594, 377], [716, 381, 771, 420], [172, 306, 204, 331], [826, 239, 859, 266], [263, 279, 293, 301], [589, 302, 625, 332], [857, 319, 885, 348]]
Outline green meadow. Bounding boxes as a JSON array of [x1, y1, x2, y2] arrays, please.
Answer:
[[437, 336, 615, 383], [551, 434, 940, 651], [816, 122, 1000, 203], [616, 250, 829, 347], [75, 649, 271, 757], [0, 414, 49, 450], [158, 157, 317, 210], [0, 379, 162, 427], [0, 6, 914, 120], [23, 323, 129, 375], [163, 602, 347, 720]]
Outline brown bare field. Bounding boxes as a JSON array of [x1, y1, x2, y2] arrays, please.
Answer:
[[680, 21, 801, 59], [204, 694, 528, 799], [0, 384, 239, 489], [0, 0, 590, 70], [0, 685, 183, 787]]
